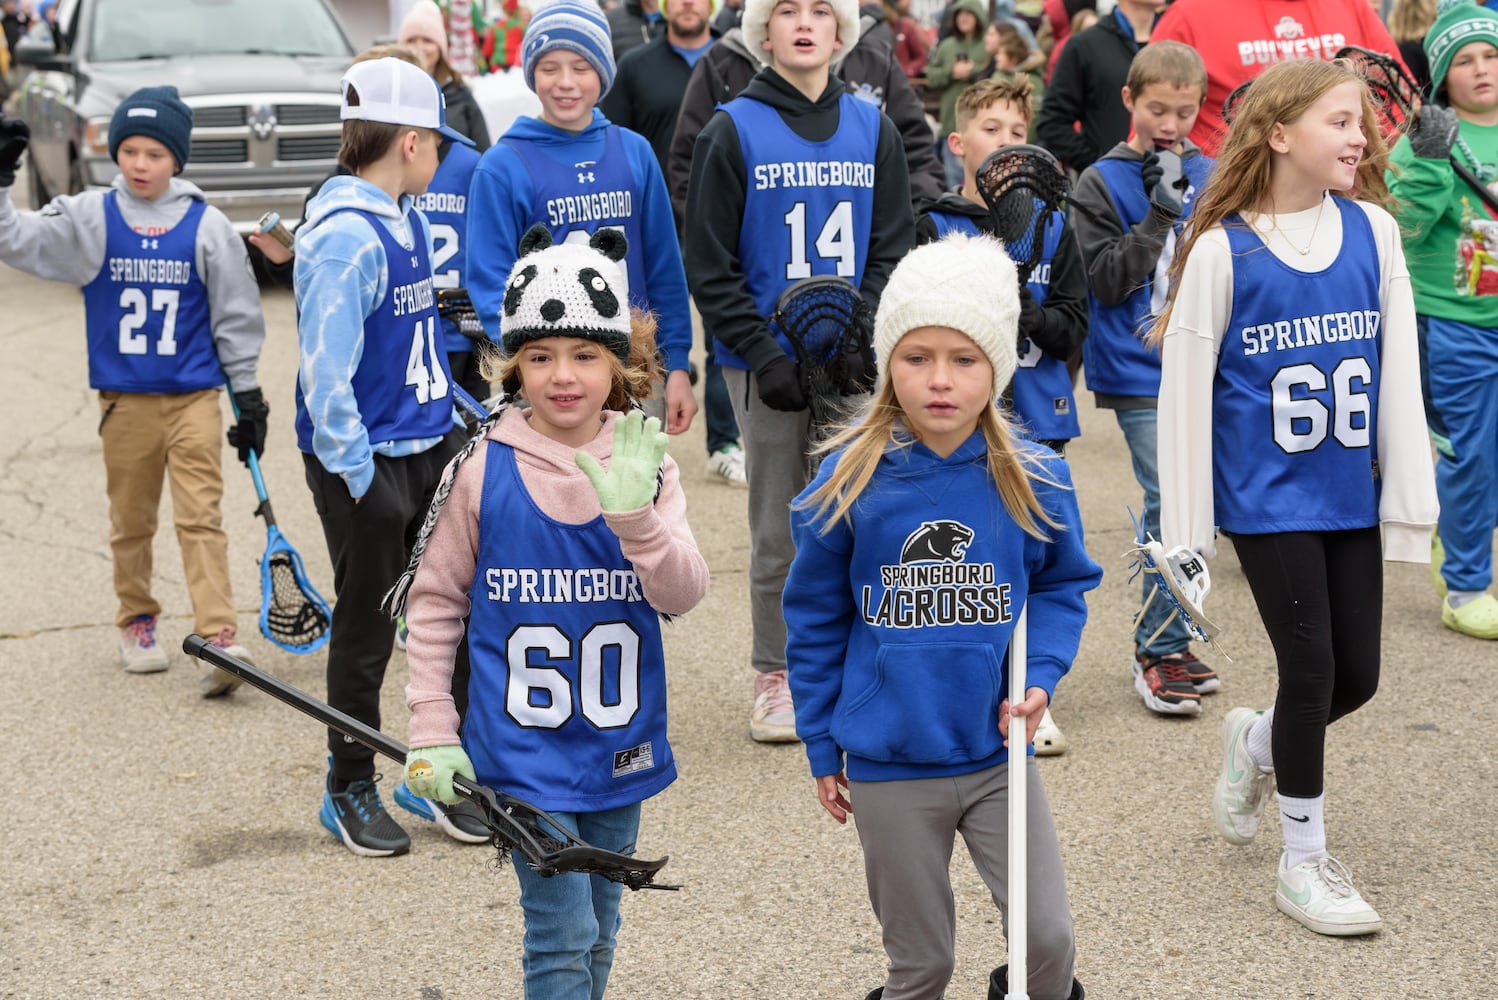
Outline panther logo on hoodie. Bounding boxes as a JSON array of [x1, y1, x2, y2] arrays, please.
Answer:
[[899, 520, 975, 564]]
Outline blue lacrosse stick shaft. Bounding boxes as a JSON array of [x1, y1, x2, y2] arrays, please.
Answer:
[[452, 383, 488, 423]]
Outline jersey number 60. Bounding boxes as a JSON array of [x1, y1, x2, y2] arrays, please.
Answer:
[[505, 622, 641, 730]]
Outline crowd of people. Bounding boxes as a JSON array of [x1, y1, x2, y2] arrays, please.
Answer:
[[2, 0, 1497, 996]]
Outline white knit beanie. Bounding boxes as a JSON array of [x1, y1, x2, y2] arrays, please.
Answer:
[[399, 0, 449, 59], [873, 233, 1020, 401], [741, 0, 862, 69]]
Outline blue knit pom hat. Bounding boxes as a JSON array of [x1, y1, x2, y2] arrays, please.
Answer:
[[521, 0, 617, 98], [109, 86, 193, 174], [1426, 0, 1498, 97]]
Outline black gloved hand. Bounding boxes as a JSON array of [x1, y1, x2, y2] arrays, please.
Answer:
[[754, 354, 808, 412], [1139, 149, 1164, 198], [0, 114, 31, 189], [227, 388, 269, 464], [1410, 104, 1460, 161], [1017, 285, 1044, 336]]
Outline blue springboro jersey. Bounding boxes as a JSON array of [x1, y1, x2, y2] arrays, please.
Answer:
[[1083, 154, 1215, 397], [294, 208, 454, 452], [716, 93, 879, 369], [413, 142, 482, 354], [81, 193, 218, 393], [464, 442, 676, 812], [1214, 197, 1383, 534], [502, 126, 648, 308], [925, 208, 1079, 441]]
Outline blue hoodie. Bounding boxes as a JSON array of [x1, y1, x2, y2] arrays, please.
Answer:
[[466, 109, 693, 374], [784, 431, 1102, 783], [293, 175, 457, 500]]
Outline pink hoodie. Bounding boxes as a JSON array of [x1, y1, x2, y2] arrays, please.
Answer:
[[405, 406, 710, 748]]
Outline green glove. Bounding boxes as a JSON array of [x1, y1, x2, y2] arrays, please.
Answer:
[[576, 410, 667, 513], [404, 745, 475, 805]]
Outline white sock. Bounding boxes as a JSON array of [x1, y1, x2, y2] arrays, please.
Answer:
[[1278, 792, 1326, 868], [1245, 706, 1275, 771], [1448, 589, 1485, 610]]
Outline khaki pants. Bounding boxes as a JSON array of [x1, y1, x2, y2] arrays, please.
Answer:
[[99, 389, 235, 635]]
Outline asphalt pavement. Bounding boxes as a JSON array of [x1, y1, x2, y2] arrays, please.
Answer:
[[1, 178, 1495, 999]]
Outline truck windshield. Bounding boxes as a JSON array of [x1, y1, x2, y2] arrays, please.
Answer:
[[90, 0, 351, 62]]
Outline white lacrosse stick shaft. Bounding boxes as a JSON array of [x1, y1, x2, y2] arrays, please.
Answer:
[[1008, 602, 1029, 1000]]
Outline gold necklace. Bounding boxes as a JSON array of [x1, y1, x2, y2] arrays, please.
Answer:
[[1264, 195, 1326, 256]]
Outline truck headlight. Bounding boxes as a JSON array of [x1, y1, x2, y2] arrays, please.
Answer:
[[83, 117, 112, 157]]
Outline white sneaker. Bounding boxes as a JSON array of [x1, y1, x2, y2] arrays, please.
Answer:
[[1276, 851, 1383, 936], [750, 669, 798, 743], [1033, 707, 1066, 756], [200, 628, 248, 698], [1214, 707, 1274, 845], [706, 446, 748, 488], [119, 615, 169, 673]]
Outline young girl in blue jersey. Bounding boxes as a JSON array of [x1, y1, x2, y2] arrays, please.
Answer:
[[1070, 40, 1219, 717], [1387, 0, 1498, 640], [295, 56, 485, 858], [785, 233, 1099, 1000], [465, 0, 699, 437], [0, 88, 266, 696], [1153, 58, 1438, 937], [392, 227, 709, 1000]]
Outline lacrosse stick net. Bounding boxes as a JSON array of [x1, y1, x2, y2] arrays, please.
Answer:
[[770, 275, 873, 447], [975, 144, 1069, 285], [182, 636, 678, 890], [436, 287, 486, 341], [1222, 79, 1253, 127], [1123, 510, 1223, 650]]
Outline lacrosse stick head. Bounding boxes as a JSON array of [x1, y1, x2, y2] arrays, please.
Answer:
[[1334, 45, 1420, 139], [437, 287, 486, 341], [1125, 525, 1221, 646], [259, 525, 332, 653], [1222, 79, 1253, 127], [974, 144, 1068, 284], [770, 275, 873, 440]]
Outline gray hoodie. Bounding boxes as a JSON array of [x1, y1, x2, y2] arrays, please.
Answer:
[[0, 176, 265, 392]]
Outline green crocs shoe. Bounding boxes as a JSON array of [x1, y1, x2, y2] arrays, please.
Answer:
[[1430, 532, 1447, 599], [1442, 593, 1498, 640]]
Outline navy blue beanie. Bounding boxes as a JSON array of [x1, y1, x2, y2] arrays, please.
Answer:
[[109, 86, 193, 173]]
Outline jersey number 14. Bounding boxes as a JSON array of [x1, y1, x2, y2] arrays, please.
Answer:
[[784, 201, 856, 280]]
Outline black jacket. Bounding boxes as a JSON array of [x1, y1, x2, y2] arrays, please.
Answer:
[[1033, 12, 1140, 173], [607, 0, 666, 61], [684, 69, 915, 374], [599, 29, 719, 175], [668, 17, 945, 225], [442, 80, 492, 150], [915, 193, 1088, 362]]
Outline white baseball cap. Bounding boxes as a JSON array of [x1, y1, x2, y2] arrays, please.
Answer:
[[339, 57, 476, 147]]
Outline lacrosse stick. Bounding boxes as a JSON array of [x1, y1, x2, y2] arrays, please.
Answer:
[[1006, 602, 1029, 1000], [1123, 511, 1222, 649], [1221, 79, 1253, 127], [1336, 44, 1498, 217], [227, 390, 331, 654], [182, 636, 679, 890], [436, 287, 487, 341], [975, 144, 1069, 285], [770, 275, 873, 448]]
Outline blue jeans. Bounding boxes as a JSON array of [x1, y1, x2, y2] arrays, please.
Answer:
[[512, 802, 642, 1000], [703, 352, 740, 455], [1114, 408, 1193, 656]]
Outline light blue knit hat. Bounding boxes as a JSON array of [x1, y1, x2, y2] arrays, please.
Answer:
[[521, 0, 617, 98]]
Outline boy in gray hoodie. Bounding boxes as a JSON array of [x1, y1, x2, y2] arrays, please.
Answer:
[[0, 88, 266, 697]]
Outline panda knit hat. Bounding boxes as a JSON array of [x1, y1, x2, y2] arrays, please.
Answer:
[[742, 0, 862, 69], [1426, 0, 1498, 96], [873, 232, 1021, 402], [500, 224, 632, 363]]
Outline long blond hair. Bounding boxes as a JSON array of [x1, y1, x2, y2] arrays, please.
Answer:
[[1149, 59, 1392, 346], [797, 384, 1063, 539]]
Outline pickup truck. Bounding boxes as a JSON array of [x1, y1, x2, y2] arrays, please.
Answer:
[[9, 0, 355, 231]]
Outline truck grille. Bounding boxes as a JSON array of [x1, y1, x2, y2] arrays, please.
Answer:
[[191, 139, 250, 163], [193, 106, 247, 128], [276, 104, 342, 126], [278, 136, 342, 161]]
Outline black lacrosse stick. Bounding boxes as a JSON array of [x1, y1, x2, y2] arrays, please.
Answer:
[[1222, 79, 1253, 127], [1335, 44, 1498, 217], [182, 636, 678, 891], [771, 275, 873, 444], [437, 287, 486, 341], [975, 144, 1069, 284]]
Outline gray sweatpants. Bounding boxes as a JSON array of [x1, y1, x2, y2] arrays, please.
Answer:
[[850, 759, 1077, 1000], [723, 366, 816, 675]]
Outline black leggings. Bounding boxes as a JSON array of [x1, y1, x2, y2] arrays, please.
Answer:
[[1230, 527, 1383, 798]]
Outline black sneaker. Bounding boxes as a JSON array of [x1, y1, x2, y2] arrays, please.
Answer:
[[1132, 650, 1203, 716], [1177, 650, 1220, 693], [319, 769, 411, 857], [394, 780, 490, 844], [989, 965, 1085, 1000]]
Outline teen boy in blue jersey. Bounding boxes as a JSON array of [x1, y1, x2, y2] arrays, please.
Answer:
[[1069, 40, 1217, 717], [466, 0, 699, 436], [916, 75, 1087, 756], [0, 89, 265, 696], [685, 0, 914, 742], [294, 56, 487, 857]]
